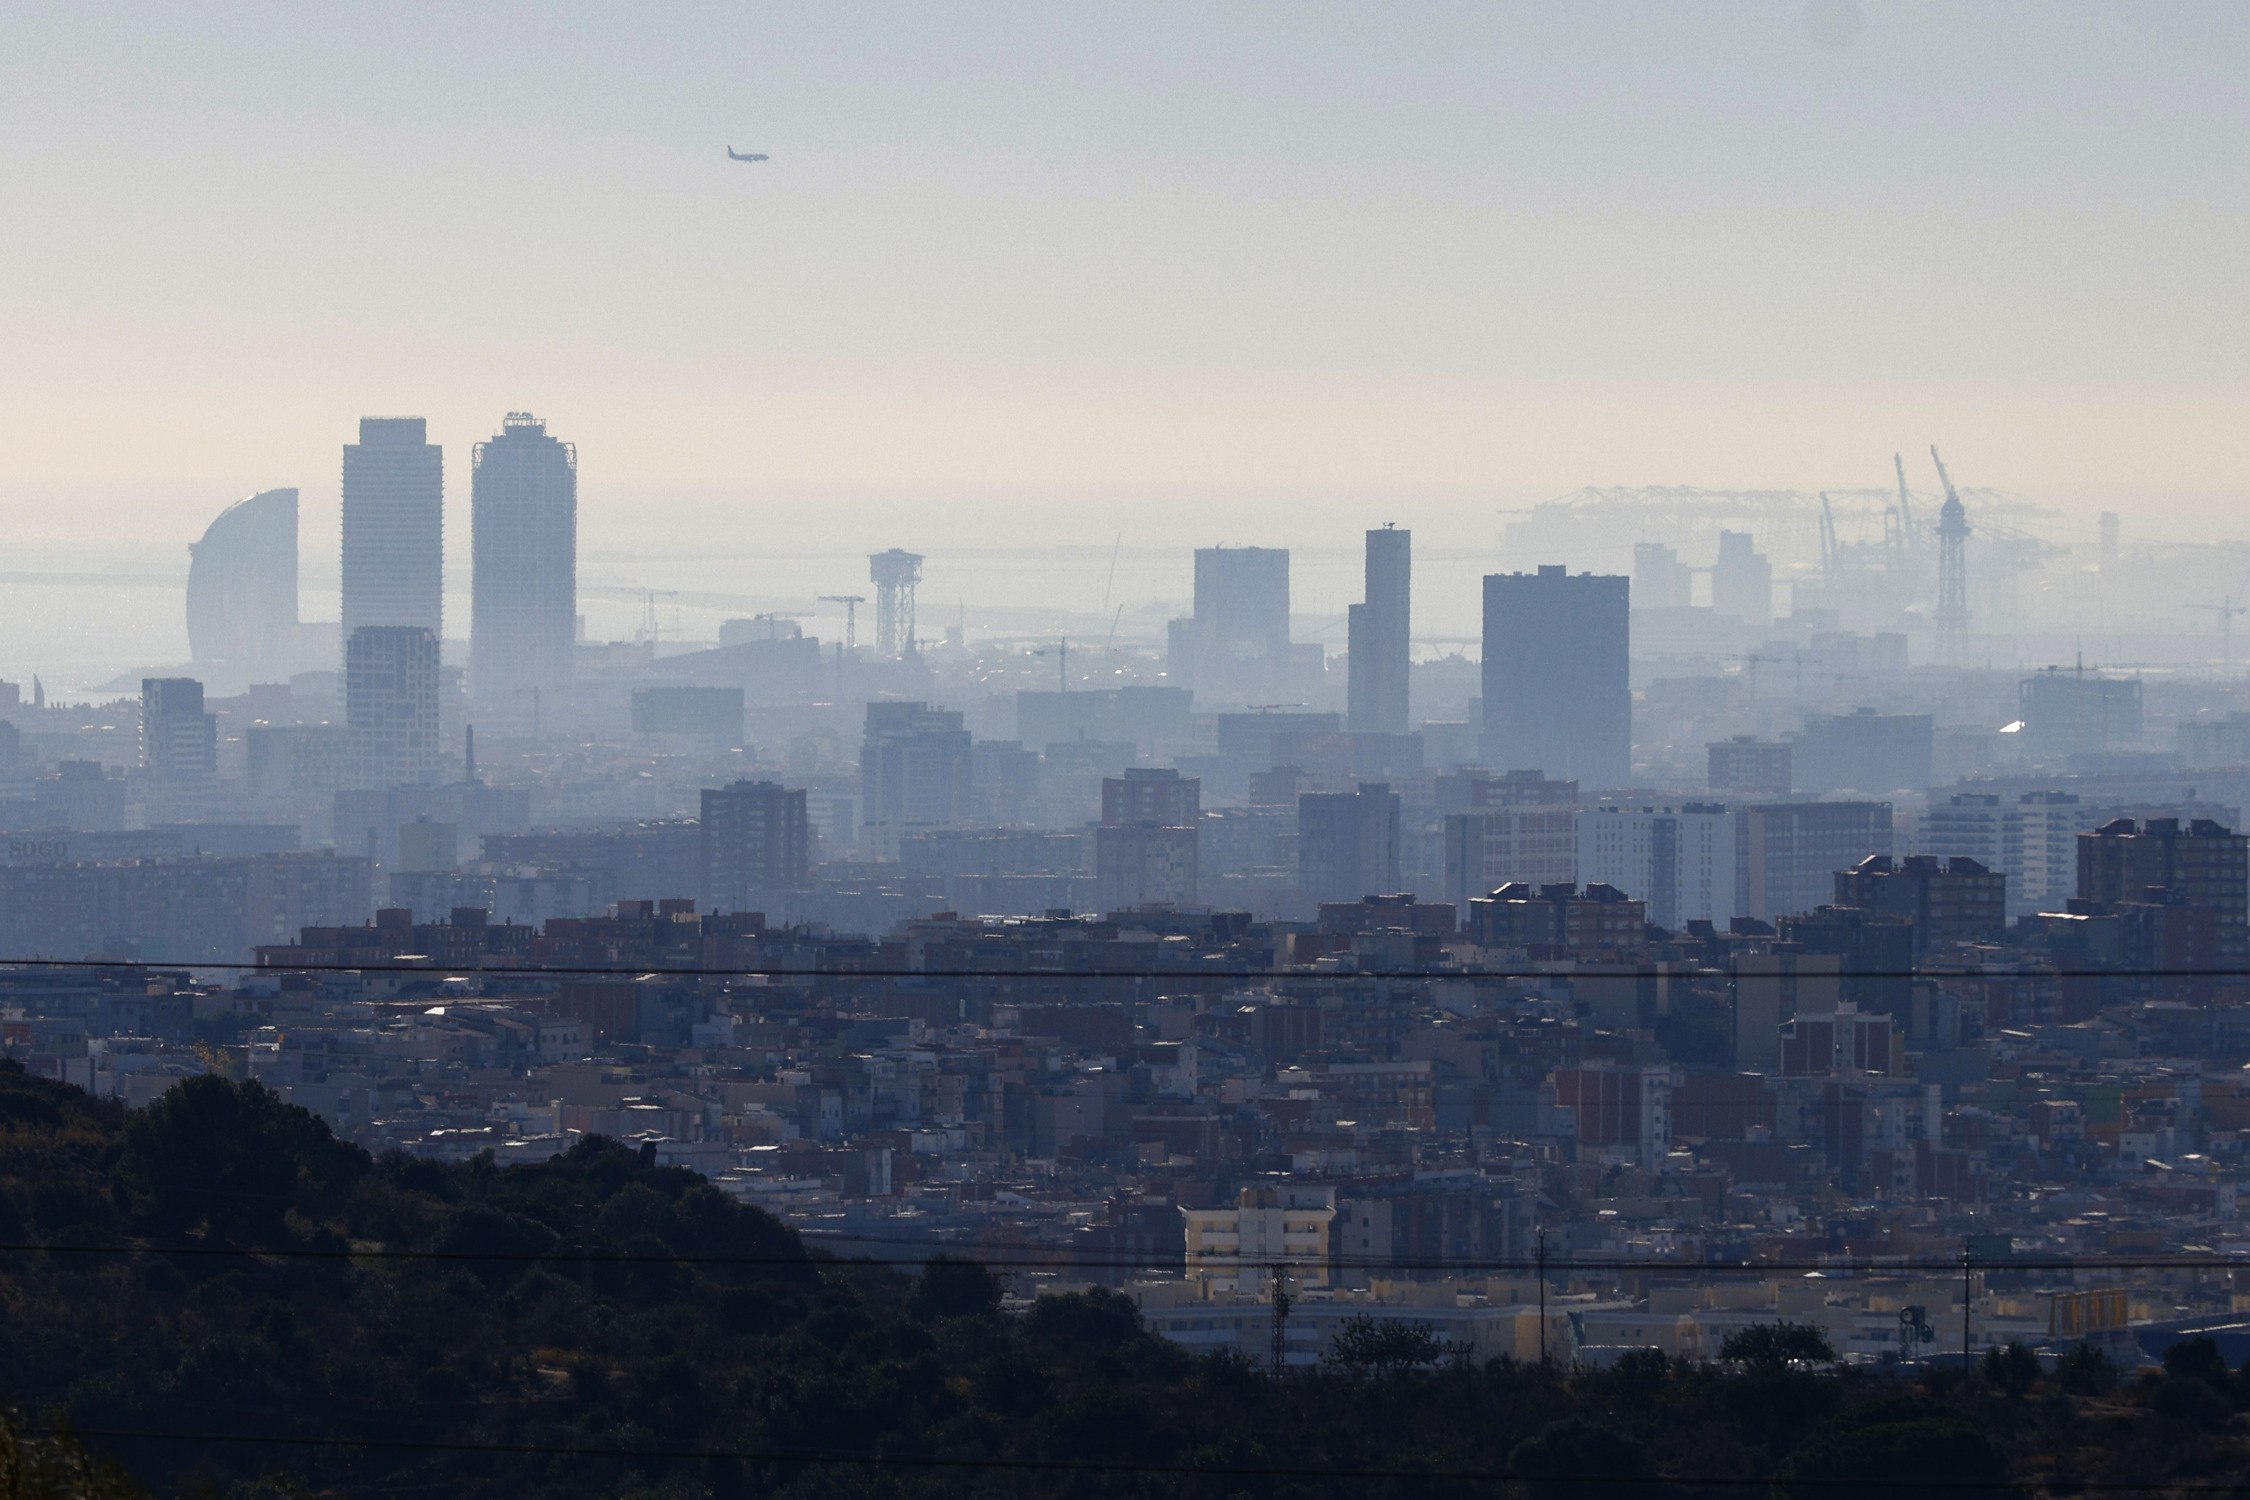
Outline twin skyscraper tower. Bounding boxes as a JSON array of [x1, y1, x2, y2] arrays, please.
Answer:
[[340, 412, 578, 716]]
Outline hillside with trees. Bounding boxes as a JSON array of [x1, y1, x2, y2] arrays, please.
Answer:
[[0, 1061, 2241, 1498]]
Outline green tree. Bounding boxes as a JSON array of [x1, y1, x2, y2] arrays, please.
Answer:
[[1509, 1419, 1653, 1500], [0, 1411, 145, 1500], [1322, 1314, 1447, 1378], [114, 1074, 366, 1241], [2055, 1341, 2119, 1395], [1777, 1394, 2013, 1500], [1981, 1340, 2041, 1397], [2162, 1335, 2233, 1393], [1718, 1321, 1836, 1368], [909, 1256, 1004, 1321]]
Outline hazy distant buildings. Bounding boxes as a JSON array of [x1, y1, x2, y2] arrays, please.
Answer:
[[1175, 546, 1292, 701], [1792, 710, 1933, 795], [2020, 670, 2144, 758], [860, 702, 972, 855], [342, 418, 444, 646], [185, 488, 300, 679], [1348, 526, 1410, 735], [1709, 530, 1772, 626], [1577, 802, 1734, 931], [631, 686, 744, 748], [1443, 806, 1579, 916], [1299, 783, 1401, 904], [701, 780, 811, 908], [470, 413, 576, 709], [344, 626, 440, 790], [1708, 736, 1792, 796], [140, 678, 216, 787], [1095, 768, 1200, 911], [1738, 800, 1894, 923], [1632, 542, 1693, 611], [1480, 566, 1630, 788]]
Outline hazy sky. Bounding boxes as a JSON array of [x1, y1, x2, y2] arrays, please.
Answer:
[[2, 0, 2245, 562]]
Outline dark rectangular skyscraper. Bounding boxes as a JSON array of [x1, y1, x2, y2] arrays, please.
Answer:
[[1298, 783, 1402, 904], [701, 780, 811, 908], [342, 418, 443, 648], [471, 412, 577, 709], [1480, 565, 1630, 788], [1348, 525, 1410, 735]]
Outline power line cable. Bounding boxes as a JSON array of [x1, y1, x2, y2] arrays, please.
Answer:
[[0, 1234, 2241, 1278], [0, 955, 2241, 982], [50, 1422, 2224, 1492]]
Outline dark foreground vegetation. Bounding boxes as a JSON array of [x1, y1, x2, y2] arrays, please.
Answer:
[[0, 1061, 2244, 1499]]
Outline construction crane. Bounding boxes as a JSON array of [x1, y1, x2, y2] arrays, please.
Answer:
[[2187, 597, 2248, 674], [636, 589, 680, 647], [819, 595, 866, 653]]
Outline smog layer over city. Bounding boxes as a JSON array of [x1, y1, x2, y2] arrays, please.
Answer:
[[2, 4, 2249, 1497]]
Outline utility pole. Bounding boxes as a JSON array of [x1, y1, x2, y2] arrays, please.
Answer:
[[1962, 1241, 1974, 1372], [1536, 1226, 1549, 1367], [1269, 1262, 1292, 1376]]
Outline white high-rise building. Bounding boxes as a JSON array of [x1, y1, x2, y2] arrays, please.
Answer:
[[1576, 802, 1735, 930], [1921, 789, 2081, 919], [342, 417, 443, 649], [471, 413, 576, 710]]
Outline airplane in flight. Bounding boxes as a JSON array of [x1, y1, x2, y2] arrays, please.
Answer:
[[726, 147, 769, 162]]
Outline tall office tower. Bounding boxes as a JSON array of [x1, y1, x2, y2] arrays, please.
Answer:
[[1631, 542, 1694, 610], [701, 779, 811, 909], [1737, 800, 1894, 922], [1347, 526, 1410, 735], [1480, 566, 1630, 789], [343, 626, 440, 790], [859, 701, 972, 856], [1575, 801, 1735, 931], [1298, 783, 1402, 904], [1184, 546, 1291, 700], [1709, 530, 1772, 626], [1096, 768, 1200, 910], [470, 413, 576, 708], [342, 418, 444, 648], [186, 488, 300, 679], [140, 678, 217, 786]]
